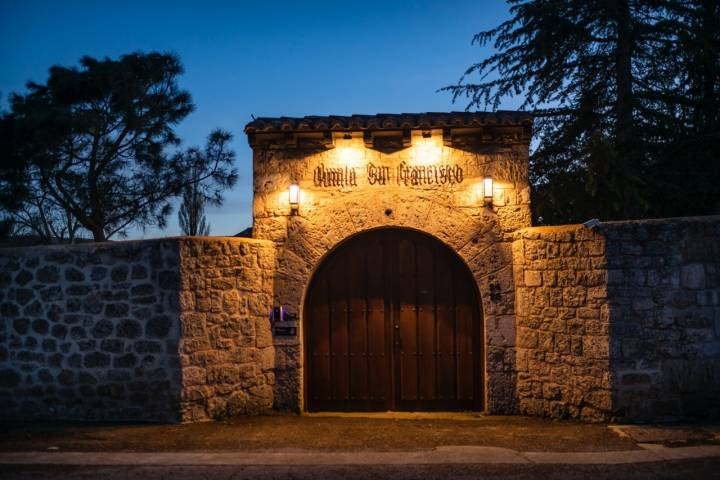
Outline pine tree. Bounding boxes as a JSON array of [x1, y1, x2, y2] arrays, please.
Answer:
[[446, 0, 720, 223], [178, 172, 210, 236], [643, 0, 720, 217], [177, 130, 238, 236], [1, 53, 237, 241]]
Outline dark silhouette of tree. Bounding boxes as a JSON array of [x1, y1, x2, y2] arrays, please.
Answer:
[[10, 192, 83, 243], [177, 131, 238, 236], [179, 183, 210, 236], [445, 0, 720, 224], [1, 52, 237, 241], [642, 0, 720, 217], [0, 106, 30, 237]]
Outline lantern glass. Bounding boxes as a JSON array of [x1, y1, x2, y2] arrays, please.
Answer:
[[289, 184, 300, 207], [483, 176, 493, 203]]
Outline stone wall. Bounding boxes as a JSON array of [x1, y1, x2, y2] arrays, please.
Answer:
[[178, 238, 276, 421], [512, 225, 611, 422], [0, 237, 276, 422], [0, 240, 182, 421], [606, 217, 720, 420], [513, 216, 720, 422], [1, 216, 716, 423]]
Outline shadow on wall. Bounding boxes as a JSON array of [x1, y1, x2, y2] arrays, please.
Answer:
[[0, 240, 184, 422], [606, 217, 720, 421], [512, 215, 720, 423]]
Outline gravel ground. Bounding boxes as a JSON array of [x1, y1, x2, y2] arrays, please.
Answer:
[[0, 414, 639, 453]]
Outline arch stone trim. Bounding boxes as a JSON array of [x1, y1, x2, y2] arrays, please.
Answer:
[[268, 193, 520, 414]]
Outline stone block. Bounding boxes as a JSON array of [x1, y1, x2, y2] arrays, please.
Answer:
[[183, 366, 207, 386], [15, 289, 35, 306], [576, 307, 598, 320], [15, 270, 33, 285], [542, 383, 562, 401], [83, 352, 110, 368], [582, 336, 608, 359], [105, 303, 129, 318], [517, 328, 538, 349], [524, 270, 542, 287], [110, 265, 129, 282], [113, 353, 138, 368], [562, 287, 587, 307], [117, 319, 142, 339], [131, 265, 148, 280], [135, 340, 163, 354], [621, 372, 652, 385], [36, 266, 59, 283], [64, 268, 85, 282], [31, 318, 49, 335], [681, 263, 706, 289], [0, 369, 21, 388], [147, 315, 172, 338], [13, 318, 30, 335]]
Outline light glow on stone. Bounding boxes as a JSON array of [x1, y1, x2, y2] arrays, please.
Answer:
[[336, 145, 363, 167], [410, 137, 442, 165], [473, 182, 485, 204]]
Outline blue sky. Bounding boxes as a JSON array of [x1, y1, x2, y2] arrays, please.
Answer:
[[0, 0, 516, 238]]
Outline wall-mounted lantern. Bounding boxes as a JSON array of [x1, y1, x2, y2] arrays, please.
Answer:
[[289, 184, 300, 215], [483, 176, 494, 206]]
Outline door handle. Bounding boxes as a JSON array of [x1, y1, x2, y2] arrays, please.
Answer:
[[393, 324, 401, 349]]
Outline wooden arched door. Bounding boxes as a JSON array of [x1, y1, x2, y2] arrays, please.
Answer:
[[304, 228, 482, 411]]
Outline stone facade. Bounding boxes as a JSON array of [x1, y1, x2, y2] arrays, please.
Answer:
[[513, 216, 720, 421], [0, 237, 275, 422], [513, 226, 612, 422], [178, 238, 275, 421], [247, 113, 533, 413]]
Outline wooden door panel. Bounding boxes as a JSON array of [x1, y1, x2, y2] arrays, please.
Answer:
[[416, 239, 436, 402], [348, 244, 368, 402], [307, 274, 331, 403], [328, 261, 349, 402], [367, 235, 389, 405], [435, 252, 456, 402], [397, 236, 418, 402]]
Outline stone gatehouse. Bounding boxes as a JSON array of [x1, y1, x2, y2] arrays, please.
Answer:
[[1, 112, 719, 423]]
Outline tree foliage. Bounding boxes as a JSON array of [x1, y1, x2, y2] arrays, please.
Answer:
[[178, 131, 239, 236], [179, 185, 210, 236], [1, 52, 237, 241], [10, 192, 83, 244], [445, 0, 720, 224]]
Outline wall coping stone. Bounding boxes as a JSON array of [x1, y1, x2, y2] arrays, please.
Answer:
[[0, 236, 275, 254], [514, 215, 720, 240]]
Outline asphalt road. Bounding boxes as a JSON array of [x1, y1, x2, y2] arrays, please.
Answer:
[[3, 460, 720, 480]]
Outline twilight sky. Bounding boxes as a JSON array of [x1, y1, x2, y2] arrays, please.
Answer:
[[0, 0, 518, 238]]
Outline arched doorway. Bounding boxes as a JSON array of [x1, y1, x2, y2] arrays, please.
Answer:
[[304, 228, 483, 411]]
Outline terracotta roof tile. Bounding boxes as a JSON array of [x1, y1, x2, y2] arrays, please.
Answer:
[[244, 111, 532, 133]]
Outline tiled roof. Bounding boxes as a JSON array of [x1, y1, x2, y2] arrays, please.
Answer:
[[244, 111, 532, 133]]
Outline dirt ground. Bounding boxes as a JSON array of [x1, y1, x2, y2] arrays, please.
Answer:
[[0, 413, 643, 453]]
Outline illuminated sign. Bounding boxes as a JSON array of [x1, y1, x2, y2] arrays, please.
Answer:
[[312, 162, 464, 188]]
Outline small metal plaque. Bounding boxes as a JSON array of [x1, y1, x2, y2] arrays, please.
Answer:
[[274, 326, 297, 336]]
